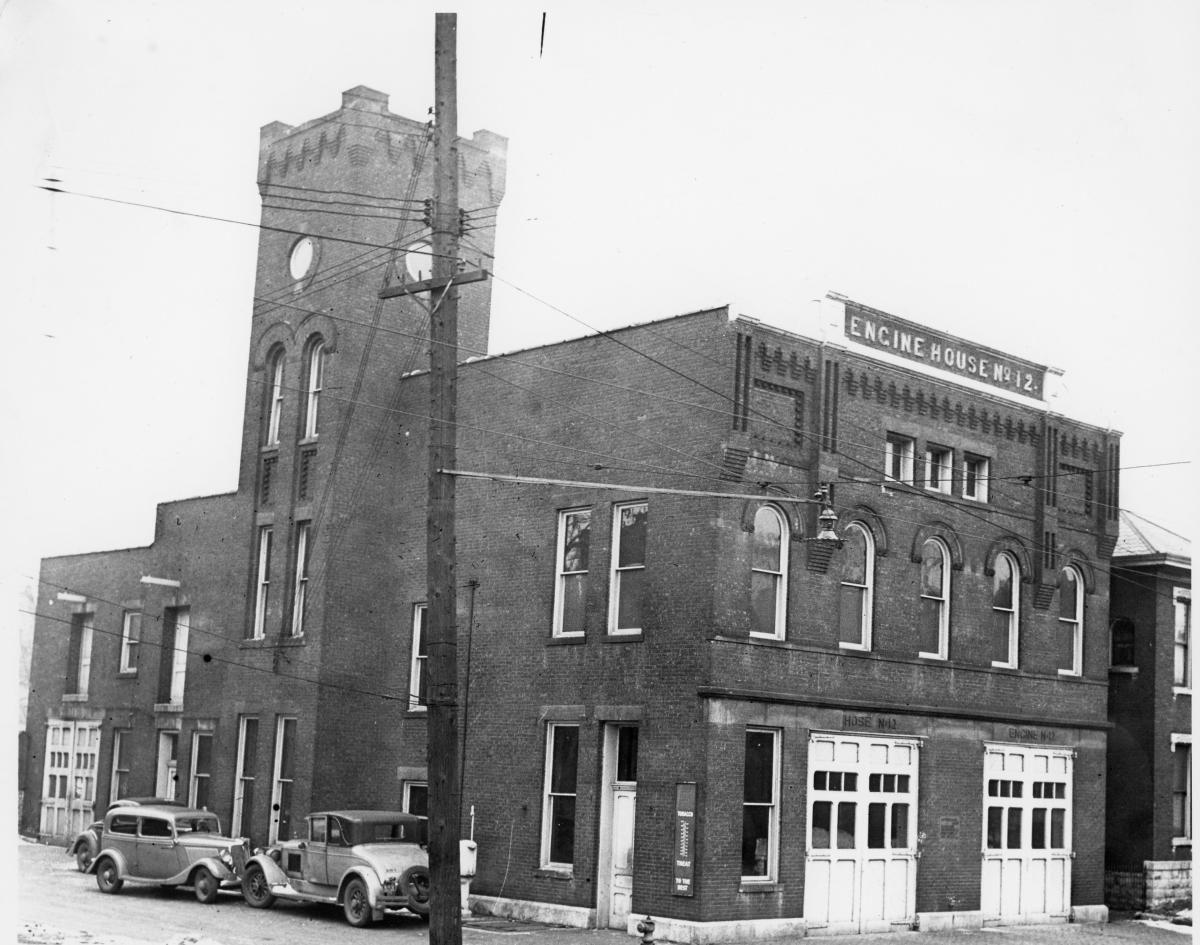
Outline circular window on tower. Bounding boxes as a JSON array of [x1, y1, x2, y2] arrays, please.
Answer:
[[404, 241, 432, 283], [289, 236, 316, 280]]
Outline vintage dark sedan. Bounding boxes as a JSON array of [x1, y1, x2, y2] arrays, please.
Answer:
[[89, 804, 249, 903], [242, 810, 431, 926], [68, 797, 184, 872]]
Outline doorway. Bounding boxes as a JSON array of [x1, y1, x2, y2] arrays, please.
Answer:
[[597, 724, 638, 929]]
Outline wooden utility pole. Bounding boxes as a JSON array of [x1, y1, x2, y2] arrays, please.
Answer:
[[427, 12, 463, 945]]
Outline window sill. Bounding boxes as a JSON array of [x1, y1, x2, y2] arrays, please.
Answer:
[[1173, 686, 1192, 697], [1057, 669, 1082, 678], [61, 693, 88, 703], [1171, 837, 1192, 848], [739, 881, 783, 894], [117, 670, 138, 678], [533, 867, 573, 881], [1109, 666, 1139, 675], [278, 636, 306, 647], [604, 632, 644, 643], [547, 634, 586, 646], [749, 632, 785, 643], [154, 703, 183, 713], [260, 444, 280, 455], [299, 436, 319, 447], [839, 642, 870, 652], [405, 708, 428, 719], [918, 651, 947, 661], [991, 661, 1018, 671]]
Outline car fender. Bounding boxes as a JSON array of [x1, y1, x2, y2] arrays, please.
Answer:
[[68, 834, 97, 856], [182, 856, 239, 885], [339, 867, 384, 908], [87, 846, 131, 877], [245, 852, 292, 889]]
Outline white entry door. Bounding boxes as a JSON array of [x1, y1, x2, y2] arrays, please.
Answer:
[[981, 744, 1072, 922], [609, 788, 637, 927], [804, 733, 920, 934], [40, 720, 100, 840], [599, 724, 639, 929]]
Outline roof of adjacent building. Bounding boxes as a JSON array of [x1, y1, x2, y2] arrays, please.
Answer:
[[1114, 509, 1191, 566]]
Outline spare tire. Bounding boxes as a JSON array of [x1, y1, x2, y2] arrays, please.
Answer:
[[400, 865, 431, 917]]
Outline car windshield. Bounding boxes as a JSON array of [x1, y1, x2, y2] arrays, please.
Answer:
[[175, 816, 221, 834]]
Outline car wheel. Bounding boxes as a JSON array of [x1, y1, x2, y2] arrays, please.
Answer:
[[95, 857, 123, 895], [75, 845, 94, 873], [193, 866, 220, 904], [400, 866, 431, 917], [342, 876, 373, 927], [242, 864, 276, 909]]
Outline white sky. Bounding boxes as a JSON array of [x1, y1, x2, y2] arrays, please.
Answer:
[[2, 1, 1196, 630]]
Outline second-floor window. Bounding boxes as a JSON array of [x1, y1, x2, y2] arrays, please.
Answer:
[[1057, 566, 1084, 676], [252, 526, 272, 640], [290, 522, 311, 638], [1174, 589, 1191, 688], [119, 611, 141, 674], [925, 446, 952, 494], [918, 538, 950, 659], [553, 509, 590, 637], [838, 522, 874, 650], [609, 502, 647, 634], [303, 339, 325, 439], [409, 604, 428, 711], [885, 434, 915, 485], [750, 505, 788, 640], [65, 613, 94, 696], [992, 553, 1020, 668], [963, 455, 990, 502], [266, 350, 284, 446]]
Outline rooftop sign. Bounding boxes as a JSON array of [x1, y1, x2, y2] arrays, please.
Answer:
[[841, 299, 1049, 400]]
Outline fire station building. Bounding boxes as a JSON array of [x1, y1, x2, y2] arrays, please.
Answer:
[[23, 87, 1120, 939]]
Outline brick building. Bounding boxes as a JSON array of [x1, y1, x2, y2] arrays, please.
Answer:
[[24, 87, 1121, 939], [1105, 511, 1191, 911]]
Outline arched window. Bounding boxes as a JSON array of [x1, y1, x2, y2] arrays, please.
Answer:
[[838, 522, 874, 650], [991, 552, 1020, 668], [918, 538, 950, 659], [750, 506, 788, 640], [1110, 618, 1135, 668], [1058, 566, 1084, 676], [303, 339, 325, 439], [265, 349, 285, 446]]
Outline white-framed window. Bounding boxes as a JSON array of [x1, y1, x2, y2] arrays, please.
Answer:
[[1174, 588, 1191, 689], [1172, 736, 1192, 844], [1057, 566, 1084, 677], [66, 613, 94, 696], [991, 553, 1020, 668], [303, 339, 325, 439], [741, 728, 780, 881], [918, 538, 951, 660], [270, 716, 297, 844], [925, 445, 952, 494], [266, 349, 285, 446], [290, 522, 311, 638], [156, 608, 189, 707], [109, 729, 131, 803], [838, 522, 874, 651], [963, 454, 990, 502], [884, 434, 915, 485], [541, 723, 579, 869], [403, 781, 428, 817], [553, 508, 591, 637], [252, 526, 272, 640], [155, 731, 179, 800], [232, 716, 259, 838], [118, 611, 141, 674], [750, 505, 788, 640], [409, 604, 428, 712], [189, 732, 213, 809], [609, 502, 647, 635]]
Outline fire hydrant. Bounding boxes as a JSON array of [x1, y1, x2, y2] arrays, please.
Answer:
[[636, 915, 656, 945]]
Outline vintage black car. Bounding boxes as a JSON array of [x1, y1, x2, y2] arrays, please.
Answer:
[[89, 804, 249, 903], [67, 797, 184, 872], [242, 810, 431, 926]]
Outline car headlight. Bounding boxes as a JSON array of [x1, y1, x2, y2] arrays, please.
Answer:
[[220, 850, 234, 868]]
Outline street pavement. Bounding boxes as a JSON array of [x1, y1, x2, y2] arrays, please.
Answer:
[[11, 838, 1191, 945]]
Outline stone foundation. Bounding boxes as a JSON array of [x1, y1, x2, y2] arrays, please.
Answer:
[[1105, 860, 1192, 912]]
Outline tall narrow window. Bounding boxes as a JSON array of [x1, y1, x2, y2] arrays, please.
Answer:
[[838, 522, 874, 650], [65, 613, 94, 696], [553, 509, 590, 637], [109, 730, 130, 803], [270, 716, 297, 844], [924, 446, 952, 493], [118, 611, 141, 674], [741, 729, 779, 881], [963, 455, 990, 502], [1174, 590, 1191, 688], [1057, 566, 1083, 676], [232, 717, 259, 838], [252, 526, 272, 639], [884, 435, 915, 485], [1173, 741, 1192, 842], [609, 502, 647, 634], [266, 350, 285, 446], [156, 607, 189, 707], [991, 553, 1020, 668], [189, 732, 213, 809], [303, 339, 325, 439], [409, 604, 428, 711], [1110, 618, 1136, 668], [155, 731, 179, 800], [918, 539, 951, 659], [290, 522, 311, 638], [541, 724, 579, 868], [750, 505, 788, 640]]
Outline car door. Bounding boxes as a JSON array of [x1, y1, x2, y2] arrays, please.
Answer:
[[303, 816, 330, 887], [135, 815, 181, 879], [324, 816, 356, 888]]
